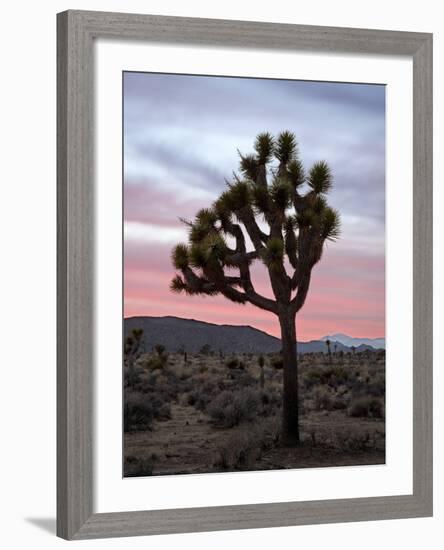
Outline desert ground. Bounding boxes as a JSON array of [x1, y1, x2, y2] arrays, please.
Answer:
[[124, 347, 385, 477]]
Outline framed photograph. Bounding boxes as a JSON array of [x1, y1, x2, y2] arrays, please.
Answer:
[[57, 10, 433, 540]]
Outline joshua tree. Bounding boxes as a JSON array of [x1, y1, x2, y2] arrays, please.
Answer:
[[199, 343, 212, 356], [170, 131, 340, 443], [124, 328, 144, 369], [153, 343, 168, 368], [258, 354, 265, 390], [325, 339, 332, 364], [154, 344, 165, 356], [124, 328, 144, 388]]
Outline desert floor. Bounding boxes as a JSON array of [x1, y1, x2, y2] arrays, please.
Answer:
[[124, 350, 385, 477]]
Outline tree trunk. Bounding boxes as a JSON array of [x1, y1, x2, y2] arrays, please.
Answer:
[[279, 312, 300, 444]]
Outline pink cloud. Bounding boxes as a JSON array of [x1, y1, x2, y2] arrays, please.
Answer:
[[124, 181, 211, 228]]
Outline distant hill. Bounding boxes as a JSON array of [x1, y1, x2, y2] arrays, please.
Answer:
[[124, 316, 384, 355], [321, 333, 385, 350], [125, 316, 280, 354], [298, 340, 377, 354]]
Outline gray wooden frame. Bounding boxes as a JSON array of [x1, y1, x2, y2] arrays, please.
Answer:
[[57, 9, 433, 540]]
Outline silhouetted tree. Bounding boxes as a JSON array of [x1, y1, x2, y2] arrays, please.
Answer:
[[124, 328, 144, 388], [258, 354, 265, 390], [170, 131, 340, 443], [124, 328, 144, 368], [199, 344, 212, 355], [325, 339, 332, 364], [153, 344, 167, 368], [154, 344, 165, 356]]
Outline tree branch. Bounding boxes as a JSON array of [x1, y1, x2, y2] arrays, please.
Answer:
[[182, 267, 217, 295], [244, 288, 278, 313], [284, 221, 298, 269], [291, 272, 311, 312], [292, 188, 305, 213], [236, 206, 268, 250], [222, 218, 277, 313], [226, 250, 258, 265]]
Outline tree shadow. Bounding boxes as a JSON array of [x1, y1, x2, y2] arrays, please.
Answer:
[[25, 517, 56, 535]]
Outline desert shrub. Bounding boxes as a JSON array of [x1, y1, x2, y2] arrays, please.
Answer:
[[157, 402, 172, 420], [348, 396, 384, 419], [366, 375, 385, 397], [260, 388, 282, 416], [202, 380, 218, 394], [140, 359, 190, 394], [335, 430, 373, 452], [228, 368, 255, 387], [179, 378, 193, 394], [207, 389, 261, 427], [215, 418, 281, 470], [271, 355, 283, 369], [124, 454, 157, 477], [330, 395, 348, 410], [124, 364, 144, 388], [199, 344, 212, 355], [304, 365, 350, 389], [349, 378, 368, 396], [329, 365, 348, 379], [256, 416, 282, 449], [312, 386, 333, 411], [186, 379, 222, 412], [147, 354, 168, 370], [225, 357, 240, 369], [124, 391, 155, 432], [124, 390, 172, 432], [186, 392, 196, 407], [215, 430, 260, 470], [326, 367, 350, 387], [172, 364, 191, 381], [187, 390, 212, 411], [161, 381, 178, 401], [303, 367, 323, 388], [136, 374, 178, 401]]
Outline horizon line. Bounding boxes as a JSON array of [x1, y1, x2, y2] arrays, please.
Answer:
[[124, 314, 385, 341]]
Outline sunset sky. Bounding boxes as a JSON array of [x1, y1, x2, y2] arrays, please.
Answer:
[[123, 72, 385, 341]]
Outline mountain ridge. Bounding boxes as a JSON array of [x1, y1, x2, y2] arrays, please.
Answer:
[[124, 316, 384, 354], [321, 332, 385, 350]]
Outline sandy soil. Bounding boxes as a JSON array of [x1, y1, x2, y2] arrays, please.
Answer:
[[124, 403, 385, 476]]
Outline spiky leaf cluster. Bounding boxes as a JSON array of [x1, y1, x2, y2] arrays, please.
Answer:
[[171, 243, 189, 270], [307, 161, 332, 194], [275, 131, 298, 164], [170, 131, 341, 314], [261, 237, 284, 272], [254, 132, 274, 164]]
